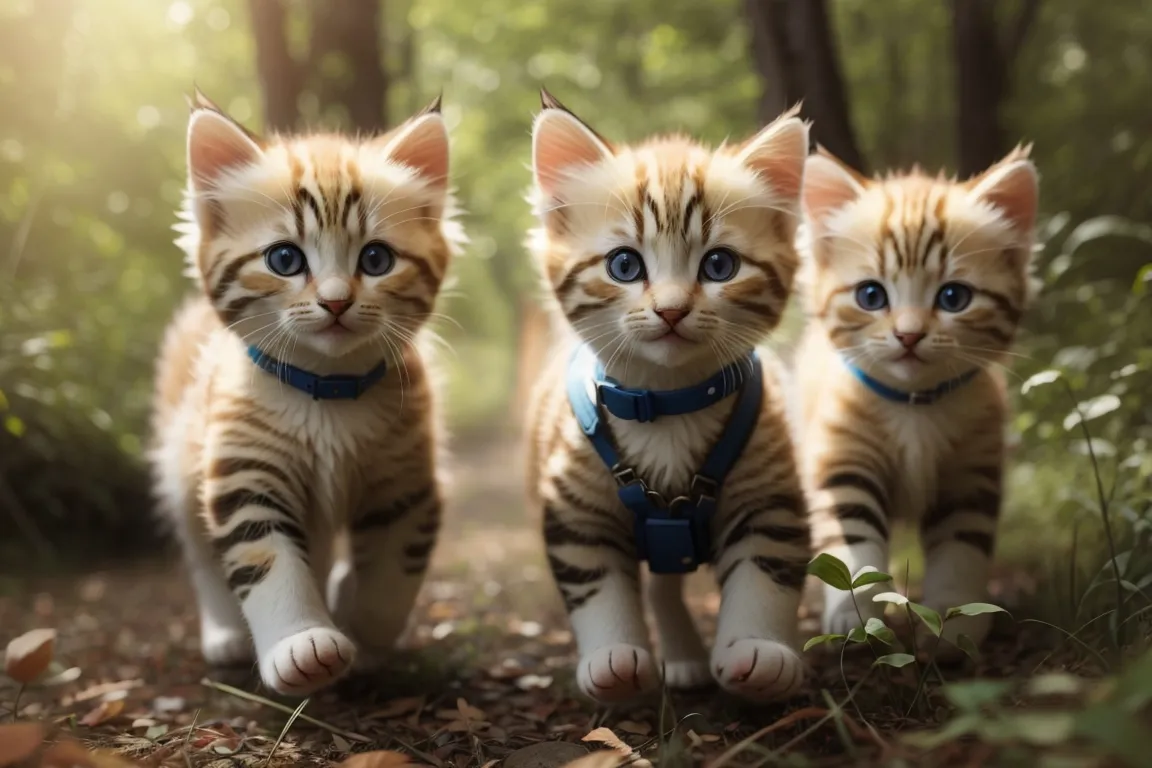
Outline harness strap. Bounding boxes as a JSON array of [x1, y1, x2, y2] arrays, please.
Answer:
[[566, 345, 763, 573], [593, 356, 753, 422], [247, 346, 389, 401]]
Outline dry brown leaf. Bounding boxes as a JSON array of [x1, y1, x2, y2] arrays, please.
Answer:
[[456, 698, 485, 721], [616, 720, 650, 736], [339, 750, 413, 767], [40, 741, 141, 768], [0, 722, 44, 766], [559, 753, 627, 768], [4, 628, 56, 684], [79, 698, 125, 727], [365, 696, 424, 720], [581, 728, 631, 756]]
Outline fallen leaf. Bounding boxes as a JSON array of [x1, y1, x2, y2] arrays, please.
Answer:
[[559, 754, 626, 768], [366, 697, 423, 720], [80, 699, 125, 727], [331, 733, 351, 753], [4, 628, 56, 684], [0, 722, 44, 766], [339, 750, 413, 767], [515, 674, 553, 690], [581, 728, 630, 756], [457, 698, 485, 721], [616, 720, 650, 736], [74, 679, 143, 703], [504, 742, 588, 768]]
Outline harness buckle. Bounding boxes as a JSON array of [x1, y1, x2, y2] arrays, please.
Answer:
[[611, 464, 639, 488], [597, 385, 657, 423], [690, 473, 719, 503]]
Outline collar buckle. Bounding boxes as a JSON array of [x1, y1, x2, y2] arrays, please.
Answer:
[[598, 385, 657, 423], [312, 375, 364, 400]]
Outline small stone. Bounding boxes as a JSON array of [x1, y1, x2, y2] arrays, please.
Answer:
[[503, 741, 588, 768]]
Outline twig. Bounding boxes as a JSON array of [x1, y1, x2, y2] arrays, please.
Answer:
[[264, 697, 309, 767], [181, 708, 200, 768], [200, 678, 370, 743]]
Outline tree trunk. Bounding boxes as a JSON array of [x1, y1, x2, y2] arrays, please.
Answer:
[[247, 0, 301, 133], [744, 0, 866, 172], [309, 0, 388, 133]]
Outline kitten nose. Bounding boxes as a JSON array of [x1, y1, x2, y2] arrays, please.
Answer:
[[895, 331, 925, 349], [318, 299, 351, 316], [656, 308, 689, 326]]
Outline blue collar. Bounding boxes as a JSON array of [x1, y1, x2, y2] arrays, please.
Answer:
[[246, 346, 388, 400], [591, 354, 754, 422], [845, 361, 979, 405]]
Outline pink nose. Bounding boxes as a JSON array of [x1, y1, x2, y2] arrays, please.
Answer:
[[895, 332, 925, 349], [656, 308, 689, 326], [319, 298, 351, 316]]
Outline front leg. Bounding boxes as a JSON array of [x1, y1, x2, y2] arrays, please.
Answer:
[[920, 461, 1002, 656], [203, 435, 354, 696], [345, 478, 441, 668], [710, 487, 811, 702], [543, 497, 656, 704]]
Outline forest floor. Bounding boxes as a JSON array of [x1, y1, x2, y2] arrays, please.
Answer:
[[0, 437, 1135, 767]]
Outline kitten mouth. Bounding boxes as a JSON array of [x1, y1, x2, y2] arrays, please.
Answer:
[[654, 329, 692, 344], [317, 321, 353, 336], [896, 350, 925, 363]]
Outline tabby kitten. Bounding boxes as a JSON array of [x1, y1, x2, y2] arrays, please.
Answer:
[[525, 91, 812, 703], [795, 147, 1038, 652], [151, 92, 458, 695]]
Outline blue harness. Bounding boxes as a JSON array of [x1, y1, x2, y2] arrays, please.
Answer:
[[844, 359, 978, 405], [247, 346, 389, 400], [566, 345, 763, 574]]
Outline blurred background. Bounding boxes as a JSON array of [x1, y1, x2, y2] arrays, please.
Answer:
[[0, 0, 1149, 611]]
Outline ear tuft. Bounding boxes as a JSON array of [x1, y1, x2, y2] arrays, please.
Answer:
[[382, 112, 450, 192], [532, 105, 613, 199], [540, 87, 566, 111], [737, 108, 810, 202], [416, 92, 443, 116], [967, 147, 1039, 234], [802, 149, 868, 224], [187, 109, 263, 193]]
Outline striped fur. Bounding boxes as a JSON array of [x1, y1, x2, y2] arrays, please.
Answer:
[[794, 147, 1039, 653], [525, 93, 811, 703], [150, 93, 461, 696]]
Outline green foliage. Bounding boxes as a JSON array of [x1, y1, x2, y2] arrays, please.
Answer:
[[807, 553, 854, 591]]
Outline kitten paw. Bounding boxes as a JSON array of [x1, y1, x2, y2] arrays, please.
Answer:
[[259, 627, 356, 696], [713, 639, 805, 702], [662, 659, 713, 691], [200, 622, 253, 667], [577, 644, 657, 703]]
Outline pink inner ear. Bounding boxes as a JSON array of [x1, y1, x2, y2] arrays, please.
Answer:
[[976, 162, 1038, 234], [802, 155, 864, 224], [188, 111, 261, 192], [740, 119, 808, 201], [533, 111, 610, 199], [388, 114, 449, 191]]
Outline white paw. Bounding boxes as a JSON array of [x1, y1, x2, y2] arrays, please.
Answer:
[[259, 627, 356, 696], [822, 591, 885, 636], [662, 659, 712, 691], [577, 644, 657, 703], [200, 622, 253, 667], [713, 639, 805, 702]]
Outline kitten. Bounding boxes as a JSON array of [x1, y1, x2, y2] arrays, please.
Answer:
[[794, 146, 1038, 652], [525, 91, 812, 703], [150, 92, 459, 695]]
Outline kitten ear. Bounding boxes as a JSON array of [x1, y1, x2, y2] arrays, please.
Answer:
[[737, 107, 810, 201], [967, 145, 1039, 235], [379, 105, 451, 193], [802, 149, 868, 224], [532, 90, 614, 199], [187, 102, 263, 194]]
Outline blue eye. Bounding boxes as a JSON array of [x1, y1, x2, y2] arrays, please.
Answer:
[[700, 248, 740, 282], [936, 282, 973, 312], [854, 281, 889, 311], [359, 241, 396, 276], [605, 247, 646, 283], [264, 243, 307, 276]]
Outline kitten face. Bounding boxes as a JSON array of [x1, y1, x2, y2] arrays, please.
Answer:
[[801, 148, 1039, 386], [529, 94, 809, 372], [178, 94, 456, 360]]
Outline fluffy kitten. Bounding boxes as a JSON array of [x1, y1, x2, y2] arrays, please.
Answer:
[[794, 146, 1038, 652], [151, 92, 459, 695], [525, 91, 812, 703]]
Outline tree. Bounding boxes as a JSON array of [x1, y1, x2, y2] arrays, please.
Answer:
[[744, 0, 866, 171], [951, 0, 1041, 176], [246, 0, 388, 133]]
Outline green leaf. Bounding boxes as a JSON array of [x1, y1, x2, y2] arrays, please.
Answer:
[[1012, 713, 1076, 747], [909, 603, 943, 637], [146, 724, 169, 740], [864, 617, 895, 645], [1063, 394, 1121, 430], [873, 653, 915, 669], [872, 591, 909, 606], [851, 566, 892, 589], [806, 553, 852, 591], [954, 633, 980, 662], [1025, 673, 1085, 697], [901, 714, 980, 750], [945, 603, 1011, 620], [1021, 369, 1061, 394], [942, 680, 1010, 711], [847, 626, 867, 643], [802, 633, 845, 652]]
